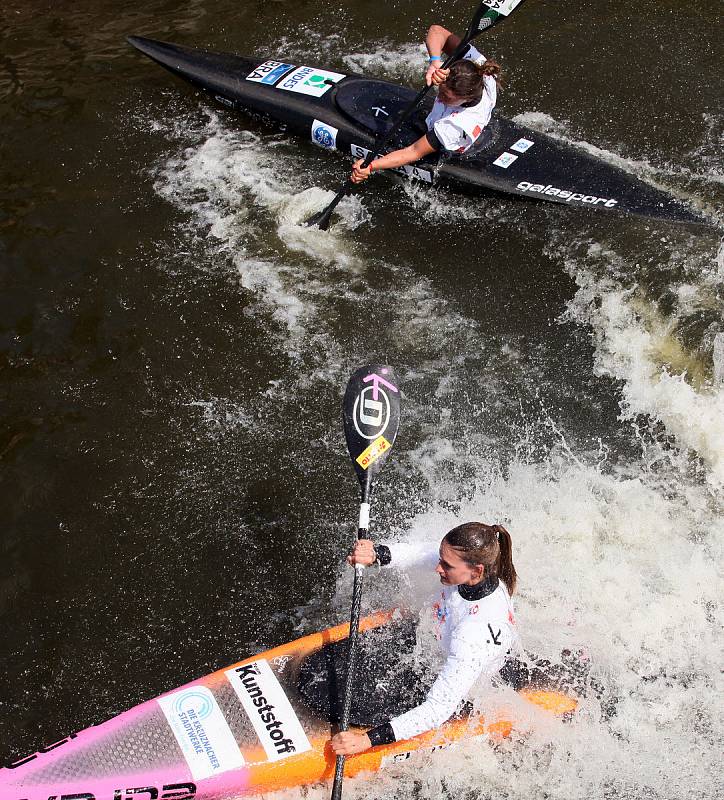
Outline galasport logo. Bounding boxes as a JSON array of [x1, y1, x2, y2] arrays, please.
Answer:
[[8, 783, 196, 800], [352, 370, 399, 440], [516, 181, 619, 208], [233, 664, 297, 756]]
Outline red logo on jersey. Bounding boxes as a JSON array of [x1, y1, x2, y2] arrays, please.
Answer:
[[472, 125, 482, 138], [508, 610, 516, 625], [469, 604, 480, 615]]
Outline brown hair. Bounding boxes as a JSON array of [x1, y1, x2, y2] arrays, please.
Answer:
[[443, 58, 503, 105], [443, 522, 517, 594]]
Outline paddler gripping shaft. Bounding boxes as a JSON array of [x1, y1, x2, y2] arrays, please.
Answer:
[[331, 478, 372, 800], [335, 365, 401, 799], [304, 0, 527, 230]]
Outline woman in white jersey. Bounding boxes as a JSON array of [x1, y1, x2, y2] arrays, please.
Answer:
[[349, 24, 502, 184], [331, 522, 518, 755]]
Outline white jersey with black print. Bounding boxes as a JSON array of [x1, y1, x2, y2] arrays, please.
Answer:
[[368, 541, 519, 744], [425, 44, 497, 154]]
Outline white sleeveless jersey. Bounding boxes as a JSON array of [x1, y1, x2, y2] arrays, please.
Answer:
[[381, 542, 519, 742], [425, 44, 497, 154]]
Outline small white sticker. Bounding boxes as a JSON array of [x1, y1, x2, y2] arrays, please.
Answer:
[[492, 152, 518, 168], [157, 686, 245, 780], [278, 67, 345, 97], [350, 144, 433, 184], [510, 138, 534, 153], [246, 60, 295, 85], [227, 660, 311, 762], [380, 750, 413, 768], [481, 0, 524, 16], [358, 502, 370, 529], [311, 119, 338, 149], [380, 741, 456, 769]]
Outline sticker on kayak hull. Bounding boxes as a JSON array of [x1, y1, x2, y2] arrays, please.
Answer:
[[278, 66, 345, 97], [351, 144, 433, 184], [510, 138, 534, 153], [312, 119, 338, 149], [381, 742, 456, 768], [226, 660, 311, 761], [356, 436, 391, 470], [492, 152, 518, 168], [246, 60, 295, 85], [157, 686, 245, 779]]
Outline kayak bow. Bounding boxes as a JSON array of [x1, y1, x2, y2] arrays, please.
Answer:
[[1, 612, 576, 799]]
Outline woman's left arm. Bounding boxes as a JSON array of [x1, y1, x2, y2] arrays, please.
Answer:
[[331, 629, 508, 755], [350, 135, 438, 184]]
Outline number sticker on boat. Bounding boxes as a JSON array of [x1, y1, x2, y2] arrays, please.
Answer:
[[351, 144, 433, 184], [157, 686, 246, 779], [311, 119, 338, 149], [381, 742, 456, 768], [510, 138, 534, 153], [246, 60, 295, 85], [227, 660, 311, 762], [277, 66, 345, 97], [492, 152, 518, 168]]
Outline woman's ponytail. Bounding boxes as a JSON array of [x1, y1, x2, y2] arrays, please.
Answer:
[[477, 59, 503, 84], [492, 524, 516, 595]]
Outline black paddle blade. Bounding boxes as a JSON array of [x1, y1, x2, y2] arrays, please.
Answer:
[[304, 206, 334, 230], [342, 365, 401, 490], [304, 182, 350, 229]]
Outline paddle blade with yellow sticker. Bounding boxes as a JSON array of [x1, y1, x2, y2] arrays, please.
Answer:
[[342, 364, 401, 494]]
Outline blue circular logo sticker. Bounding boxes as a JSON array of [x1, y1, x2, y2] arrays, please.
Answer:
[[313, 123, 336, 149], [172, 689, 214, 720]]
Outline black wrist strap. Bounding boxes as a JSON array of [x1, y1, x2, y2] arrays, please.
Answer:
[[367, 721, 396, 747]]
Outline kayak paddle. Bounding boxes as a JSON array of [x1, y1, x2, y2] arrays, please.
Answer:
[[332, 364, 402, 800], [304, 0, 527, 230]]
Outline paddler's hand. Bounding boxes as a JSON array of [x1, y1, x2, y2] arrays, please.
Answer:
[[331, 730, 372, 755], [347, 539, 376, 567], [425, 65, 450, 87], [350, 158, 373, 184]]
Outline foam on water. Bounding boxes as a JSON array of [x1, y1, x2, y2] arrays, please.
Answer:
[[560, 268, 724, 488], [343, 43, 427, 82], [149, 110, 374, 355], [273, 25, 426, 83], [487, 106, 724, 489]]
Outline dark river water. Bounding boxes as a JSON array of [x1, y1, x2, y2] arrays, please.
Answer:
[[1, 1, 722, 798]]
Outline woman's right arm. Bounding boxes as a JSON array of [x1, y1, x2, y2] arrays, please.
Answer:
[[425, 24, 462, 57], [350, 134, 437, 184], [348, 539, 439, 570], [424, 24, 460, 86]]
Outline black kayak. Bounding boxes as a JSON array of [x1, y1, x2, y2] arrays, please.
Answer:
[[128, 36, 706, 226]]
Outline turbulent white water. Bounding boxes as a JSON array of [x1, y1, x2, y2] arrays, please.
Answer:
[[145, 38, 723, 799]]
